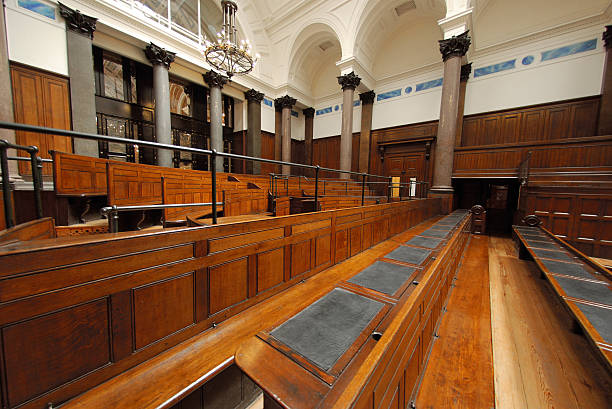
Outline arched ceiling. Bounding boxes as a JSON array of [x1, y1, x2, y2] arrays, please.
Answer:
[[287, 23, 343, 98]]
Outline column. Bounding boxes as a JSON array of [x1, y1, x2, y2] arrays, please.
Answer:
[[598, 26, 612, 135], [358, 90, 375, 174], [58, 4, 98, 157], [431, 31, 470, 212], [273, 99, 282, 174], [203, 71, 228, 172], [0, 3, 17, 178], [145, 43, 175, 167], [455, 63, 471, 147], [337, 72, 361, 179], [244, 89, 264, 174], [303, 107, 314, 169], [275, 96, 296, 175]]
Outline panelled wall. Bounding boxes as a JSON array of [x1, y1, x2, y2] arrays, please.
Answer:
[[10, 63, 72, 175]]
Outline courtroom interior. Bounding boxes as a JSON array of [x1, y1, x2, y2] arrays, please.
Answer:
[[0, 0, 611, 409]]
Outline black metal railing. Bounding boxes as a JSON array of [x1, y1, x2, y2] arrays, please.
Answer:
[[101, 202, 225, 233], [0, 121, 431, 231], [0, 139, 46, 228]]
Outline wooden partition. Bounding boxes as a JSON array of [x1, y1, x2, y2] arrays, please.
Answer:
[[0, 198, 439, 409], [235, 211, 472, 409], [453, 135, 612, 179], [523, 189, 612, 258]]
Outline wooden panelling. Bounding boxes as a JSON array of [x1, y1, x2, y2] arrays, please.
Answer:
[[460, 97, 599, 147], [209, 258, 249, 315], [525, 190, 612, 258], [257, 247, 284, 293], [11, 64, 72, 175], [2, 299, 110, 407], [53, 152, 108, 196], [291, 239, 312, 278], [0, 199, 439, 409], [453, 136, 612, 181], [133, 274, 195, 349]]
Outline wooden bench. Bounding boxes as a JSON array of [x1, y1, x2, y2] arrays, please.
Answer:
[[0, 199, 441, 409], [236, 210, 472, 409], [513, 222, 612, 373]]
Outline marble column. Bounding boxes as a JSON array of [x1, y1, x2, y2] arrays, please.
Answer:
[[455, 63, 471, 147], [273, 100, 283, 174], [0, 3, 17, 178], [431, 31, 470, 211], [145, 43, 175, 167], [303, 107, 314, 168], [244, 89, 264, 174], [203, 71, 228, 173], [598, 26, 612, 135], [358, 90, 375, 174], [275, 96, 296, 175], [337, 72, 361, 179], [58, 3, 98, 157]]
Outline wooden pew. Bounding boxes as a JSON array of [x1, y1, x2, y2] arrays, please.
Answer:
[[236, 210, 472, 409], [513, 223, 612, 373], [0, 199, 440, 409]]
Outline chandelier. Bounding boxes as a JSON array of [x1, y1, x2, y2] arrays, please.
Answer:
[[202, 0, 259, 79]]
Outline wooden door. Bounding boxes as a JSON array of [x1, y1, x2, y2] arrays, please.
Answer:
[[384, 152, 426, 198], [11, 64, 72, 175]]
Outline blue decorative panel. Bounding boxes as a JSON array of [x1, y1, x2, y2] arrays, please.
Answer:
[[291, 110, 298, 118], [334, 105, 339, 111], [541, 39, 597, 62], [18, 0, 55, 20], [263, 98, 273, 107], [522, 56, 535, 65], [415, 78, 443, 92], [405, 86, 413, 94], [377, 89, 402, 101], [474, 59, 516, 78], [316, 107, 333, 116], [353, 100, 361, 107]]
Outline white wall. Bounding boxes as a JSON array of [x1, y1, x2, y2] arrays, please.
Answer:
[[5, 0, 68, 75], [291, 111, 305, 141], [262, 100, 275, 134], [465, 27, 605, 114]]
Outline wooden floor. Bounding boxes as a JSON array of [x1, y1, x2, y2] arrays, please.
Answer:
[[415, 235, 612, 409], [415, 235, 495, 409]]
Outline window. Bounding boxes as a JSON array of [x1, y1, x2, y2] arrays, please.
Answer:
[[409, 177, 416, 197], [103, 53, 124, 100], [170, 81, 191, 116]]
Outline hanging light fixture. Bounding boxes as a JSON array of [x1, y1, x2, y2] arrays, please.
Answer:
[[202, 0, 259, 79]]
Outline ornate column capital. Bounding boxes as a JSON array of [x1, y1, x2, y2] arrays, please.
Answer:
[[460, 63, 472, 82], [303, 107, 315, 118], [359, 90, 376, 105], [203, 70, 228, 89], [338, 71, 361, 91], [244, 89, 265, 103], [145, 43, 176, 69], [274, 95, 296, 110], [439, 31, 471, 62], [604, 25, 612, 50], [58, 2, 97, 39]]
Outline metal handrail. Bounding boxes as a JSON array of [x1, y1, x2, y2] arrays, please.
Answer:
[[0, 139, 44, 228], [0, 121, 431, 230], [101, 202, 224, 233], [8, 156, 53, 163]]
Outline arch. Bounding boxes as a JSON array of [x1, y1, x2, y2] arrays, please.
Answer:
[[350, 0, 446, 71], [285, 21, 344, 95]]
